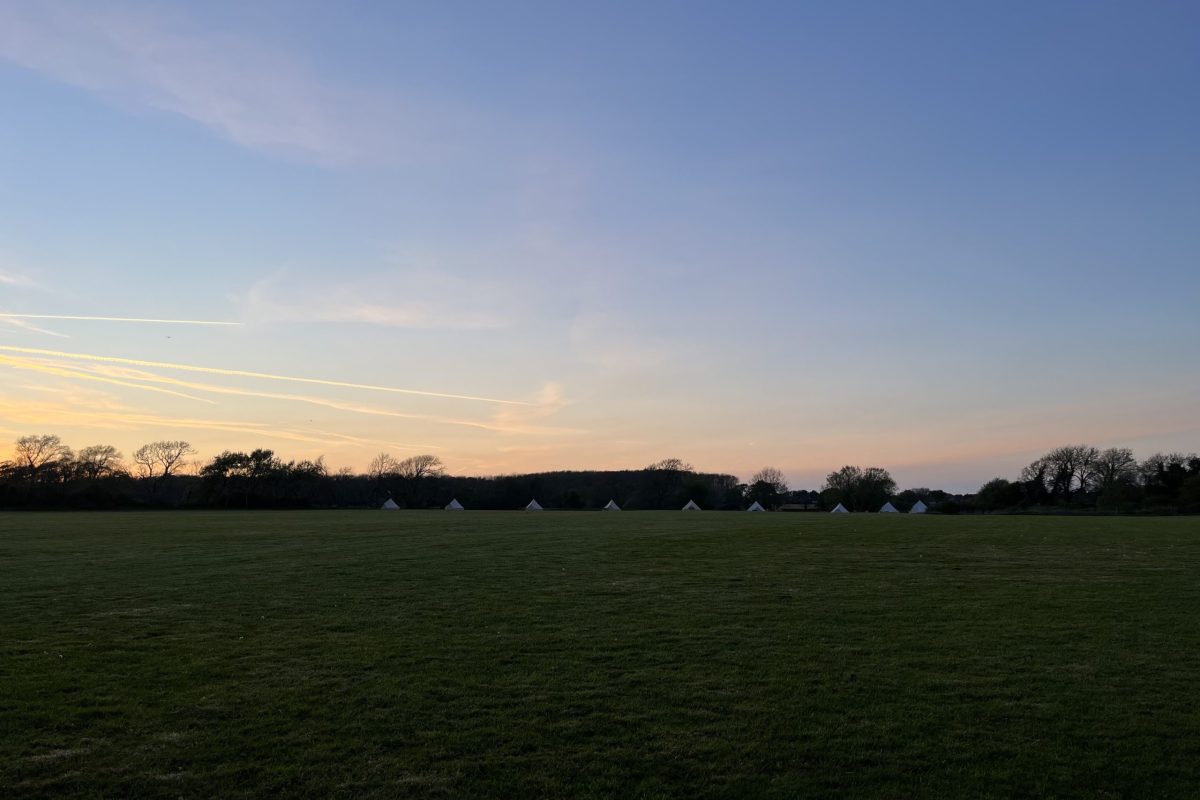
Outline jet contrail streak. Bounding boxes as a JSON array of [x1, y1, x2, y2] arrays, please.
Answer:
[[0, 317, 69, 338], [0, 397, 417, 450], [0, 345, 531, 406], [84, 363, 581, 435], [0, 355, 215, 403], [0, 314, 243, 326]]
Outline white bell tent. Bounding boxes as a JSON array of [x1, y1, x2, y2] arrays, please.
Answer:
[[909, 500, 928, 514], [524, 499, 544, 511], [747, 501, 766, 512], [604, 500, 622, 511], [381, 498, 400, 510], [879, 502, 898, 513], [682, 500, 702, 511], [830, 503, 849, 513], [445, 498, 465, 511]]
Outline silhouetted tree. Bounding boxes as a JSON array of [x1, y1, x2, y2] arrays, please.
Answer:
[[1021, 445, 1100, 504], [645, 457, 694, 473], [747, 466, 788, 509], [641, 458, 696, 507], [75, 445, 124, 480], [822, 466, 896, 511], [396, 454, 445, 480], [367, 453, 401, 481], [1093, 447, 1139, 511], [1140, 452, 1198, 504], [133, 440, 196, 493], [13, 434, 72, 481], [1180, 473, 1200, 510], [974, 478, 1023, 510]]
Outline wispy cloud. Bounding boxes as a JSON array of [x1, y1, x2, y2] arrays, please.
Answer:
[[77, 362, 580, 436], [0, 317, 69, 338], [238, 270, 514, 331], [0, 1, 472, 165], [0, 270, 35, 287], [0, 388, 420, 451], [0, 353, 213, 402], [0, 313, 242, 326], [569, 311, 678, 373], [0, 345, 531, 406], [489, 382, 574, 433]]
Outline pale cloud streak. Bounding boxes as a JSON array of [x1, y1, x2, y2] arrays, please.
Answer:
[[78, 363, 580, 436], [238, 271, 514, 331], [0, 354, 213, 402], [0, 317, 69, 338], [0, 270, 35, 287], [0, 389, 419, 451], [0, 1, 472, 165], [0, 345, 532, 406], [0, 313, 242, 326]]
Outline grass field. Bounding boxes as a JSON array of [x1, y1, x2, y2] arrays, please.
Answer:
[[2, 512, 1199, 798]]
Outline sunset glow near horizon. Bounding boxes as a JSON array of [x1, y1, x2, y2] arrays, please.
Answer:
[[2, 1, 1198, 491]]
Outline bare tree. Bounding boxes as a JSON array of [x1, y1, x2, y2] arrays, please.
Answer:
[[76, 444, 124, 479], [1070, 445, 1100, 496], [367, 452, 401, 481], [295, 455, 328, 478], [396, 454, 445, 480], [133, 440, 197, 484], [645, 457, 694, 473], [1019, 458, 1051, 501], [13, 434, 73, 479], [1022, 445, 1099, 502], [1094, 447, 1137, 492]]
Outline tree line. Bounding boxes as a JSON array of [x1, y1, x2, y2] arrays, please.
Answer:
[[809, 446, 1200, 513], [972, 445, 1200, 513], [0, 437, 792, 510], [1, 434, 1196, 513]]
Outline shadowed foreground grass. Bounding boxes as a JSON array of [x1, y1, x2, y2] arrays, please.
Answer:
[[2, 512, 1198, 798]]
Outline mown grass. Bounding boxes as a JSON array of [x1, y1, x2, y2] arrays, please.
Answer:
[[1, 512, 1198, 798]]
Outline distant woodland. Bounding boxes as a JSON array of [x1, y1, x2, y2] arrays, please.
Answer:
[[1, 435, 1198, 513]]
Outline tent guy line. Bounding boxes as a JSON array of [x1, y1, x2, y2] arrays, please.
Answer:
[[0, 346, 533, 406]]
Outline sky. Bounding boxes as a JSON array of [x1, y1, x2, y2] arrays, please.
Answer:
[[1, 0, 1198, 491]]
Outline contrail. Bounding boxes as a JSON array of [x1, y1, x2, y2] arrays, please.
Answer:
[[0, 317, 69, 338], [0, 396, 430, 451], [0, 354, 215, 403], [0, 314, 243, 326], [84, 363, 581, 435], [0, 345, 531, 406]]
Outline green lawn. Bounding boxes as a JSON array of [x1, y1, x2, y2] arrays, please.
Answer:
[[2, 512, 1198, 798]]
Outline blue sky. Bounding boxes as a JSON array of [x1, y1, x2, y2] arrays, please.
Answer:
[[1, 0, 1198, 490]]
